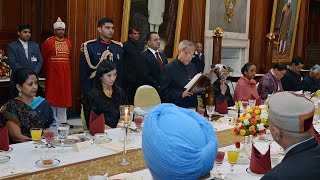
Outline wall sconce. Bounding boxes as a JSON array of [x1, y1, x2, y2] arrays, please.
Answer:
[[225, 0, 236, 23]]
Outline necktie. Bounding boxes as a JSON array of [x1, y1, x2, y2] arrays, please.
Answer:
[[155, 52, 163, 70]]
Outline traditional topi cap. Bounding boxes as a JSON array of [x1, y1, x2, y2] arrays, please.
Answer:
[[268, 91, 315, 133], [53, 17, 65, 29], [142, 103, 219, 180]]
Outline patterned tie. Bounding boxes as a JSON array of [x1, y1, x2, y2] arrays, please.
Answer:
[[155, 52, 163, 70]]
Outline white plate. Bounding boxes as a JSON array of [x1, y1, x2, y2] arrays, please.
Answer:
[[246, 167, 264, 177], [0, 156, 10, 163], [0, 147, 13, 153], [35, 159, 60, 168]]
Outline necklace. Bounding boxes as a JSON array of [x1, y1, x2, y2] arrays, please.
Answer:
[[103, 86, 113, 98]]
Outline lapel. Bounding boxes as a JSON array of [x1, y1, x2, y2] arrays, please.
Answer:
[[147, 49, 160, 70], [28, 42, 33, 60], [284, 138, 318, 161], [16, 40, 28, 59]]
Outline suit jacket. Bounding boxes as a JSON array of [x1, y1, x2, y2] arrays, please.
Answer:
[[7, 40, 43, 75], [297, 76, 320, 93], [262, 138, 320, 180], [160, 59, 198, 108], [141, 49, 168, 89], [281, 69, 301, 91], [258, 71, 284, 100], [191, 54, 205, 73]]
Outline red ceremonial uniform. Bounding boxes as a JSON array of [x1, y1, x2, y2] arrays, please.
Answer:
[[41, 37, 72, 107]]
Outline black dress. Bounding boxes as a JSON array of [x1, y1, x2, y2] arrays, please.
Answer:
[[82, 86, 126, 128]]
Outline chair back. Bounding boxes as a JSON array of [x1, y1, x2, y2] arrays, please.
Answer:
[[134, 85, 161, 107]]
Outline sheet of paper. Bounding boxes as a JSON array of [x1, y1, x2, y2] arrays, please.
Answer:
[[184, 73, 202, 91]]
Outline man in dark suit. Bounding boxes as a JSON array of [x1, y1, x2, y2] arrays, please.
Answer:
[[141, 32, 168, 90], [281, 56, 304, 91], [160, 40, 198, 108], [7, 23, 43, 76], [123, 27, 144, 104], [191, 43, 205, 73], [262, 92, 320, 180]]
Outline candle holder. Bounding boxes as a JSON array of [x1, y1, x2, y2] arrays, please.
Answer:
[[119, 105, 134, 166]]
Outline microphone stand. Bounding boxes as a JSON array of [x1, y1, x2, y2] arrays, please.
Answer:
[[228, 73, 240, 118]]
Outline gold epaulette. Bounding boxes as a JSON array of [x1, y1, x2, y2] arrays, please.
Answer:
[[80, 39, 97, 52], [111, 40, 123, 47]]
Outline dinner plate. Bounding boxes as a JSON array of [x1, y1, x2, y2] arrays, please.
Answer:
[[35, 159, 60, 168], [0, 156, 10, 163], [0, 147, 13, 153], [52, 137, 85, 147], [246, 168, 264, 177]]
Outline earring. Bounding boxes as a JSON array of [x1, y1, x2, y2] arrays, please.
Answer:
[[18, 91, 22, 96]]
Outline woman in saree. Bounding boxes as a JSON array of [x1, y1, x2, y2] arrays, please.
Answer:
[[0, 68, 55, 143], [235, 63, 261, 105]]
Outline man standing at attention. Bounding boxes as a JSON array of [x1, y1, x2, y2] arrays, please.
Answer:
[[41, 17, 72, 124], [141, 32, 168, 91], [80, 18, 123, 94], [123, 27, 144, 104], [7, 23, 43, 76]]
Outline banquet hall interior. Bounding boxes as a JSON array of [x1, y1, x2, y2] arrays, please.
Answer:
[[0, 0, 320, 179]]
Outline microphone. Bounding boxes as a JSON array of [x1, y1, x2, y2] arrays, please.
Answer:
[[210, 64, 222, 80]]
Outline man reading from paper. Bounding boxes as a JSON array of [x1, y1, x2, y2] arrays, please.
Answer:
[[160, 40, 198, 108]]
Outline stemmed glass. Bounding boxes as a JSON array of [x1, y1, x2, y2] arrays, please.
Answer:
[[227, 150, 239, 178], [119, 105, 134, 166], [134, 114, 143, 129], [57, 123, 70, 147], [43, 128, 55, 148], [206, 105, 215, 121], [30, 128, 42, 148], [214, 151, 225, 177]]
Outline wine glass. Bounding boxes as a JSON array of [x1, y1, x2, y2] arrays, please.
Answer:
[[57, 123, 70, 147], [227, 150, 239, 178], [134, 114, 143, 129], [206, 105, 215, 121], [43, 128, 55, 147], [214, 151, 225, 177], [30, 128, 42, 148]]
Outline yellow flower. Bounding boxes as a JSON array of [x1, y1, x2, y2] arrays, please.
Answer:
[[262, 119, 267, 125], [235, 102, 239, 109], [255, 115, 261, 120], [240, 129, 246, 136], [239, 116, 245, 122], [254, 109, 261, 114], [246, 109, 254, 113], [249, 125, 255, 132]]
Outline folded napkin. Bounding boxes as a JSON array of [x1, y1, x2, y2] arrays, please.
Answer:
[[0, 126, 9, 151], [312, 126, 320, 144], [89, 111, 105, 136], [250, 144, 271, 174], [215, 99, 228, 114], [109, 173, 143, 180]]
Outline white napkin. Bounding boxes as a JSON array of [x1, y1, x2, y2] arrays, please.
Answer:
[[109, 173, 143, 180]]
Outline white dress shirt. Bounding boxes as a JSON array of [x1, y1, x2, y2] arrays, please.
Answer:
[[18, 38, 28, 59]]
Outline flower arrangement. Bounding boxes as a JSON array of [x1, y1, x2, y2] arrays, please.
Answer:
[[0, 49, 10, 79], [233, 105, 269, 136]]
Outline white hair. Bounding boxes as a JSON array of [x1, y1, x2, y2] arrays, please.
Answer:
[[178, 40, 195, 51], [310, 64, 320, 75]]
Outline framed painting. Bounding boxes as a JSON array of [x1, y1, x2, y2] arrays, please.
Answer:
[[270, 0, 301, 63], [121, 0, 184, 60]]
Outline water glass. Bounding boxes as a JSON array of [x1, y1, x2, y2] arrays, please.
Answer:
[[57, 123, 70, 146], [206, 105, 215, 121], [240, 101, 248, 111], [43, 128, 55, 147], [134, 115, 143, 128], [248, 99, 256, 108]]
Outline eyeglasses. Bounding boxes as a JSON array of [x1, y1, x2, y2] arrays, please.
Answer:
[[182, 51, 195, 58]]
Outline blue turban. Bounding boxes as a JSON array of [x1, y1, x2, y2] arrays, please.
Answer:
[[142, 104, 219, 180]]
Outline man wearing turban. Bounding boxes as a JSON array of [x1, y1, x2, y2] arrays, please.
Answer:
[[41, 17, 72, 124], [142, 103, 219, 179]]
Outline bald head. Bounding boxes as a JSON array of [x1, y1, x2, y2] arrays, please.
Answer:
[[196, 43, 203, 53]]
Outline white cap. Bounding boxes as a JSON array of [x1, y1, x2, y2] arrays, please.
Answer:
[[53, 17, 66, 29]]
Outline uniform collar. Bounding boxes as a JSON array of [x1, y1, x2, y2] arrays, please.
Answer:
[[100, 38, 111, 45]]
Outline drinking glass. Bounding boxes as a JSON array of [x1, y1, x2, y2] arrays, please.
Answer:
[[206, 105, 215, 121], [43, 128, 55, 147], [119, 105, 134, 166], [248, 99, 256, 108], [227, 150, 239, 178], [241, 101, 248, 111], [57, 123, 70, 147], [215, 151, 225, 175], [30, 128, 42, 148], [134, 115, 143, 128]]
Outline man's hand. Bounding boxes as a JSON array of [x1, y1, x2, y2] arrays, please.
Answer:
[[182, 89, 193, 98], [220, 81, 227, 95]]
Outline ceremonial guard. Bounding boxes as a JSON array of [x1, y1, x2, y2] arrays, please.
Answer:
[[41, 17, 72, 124], [80, 18, 124, 94]]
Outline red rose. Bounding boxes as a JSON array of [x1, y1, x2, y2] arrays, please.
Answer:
[[235, 142, 240, 149], [233, 128, 239, 134], [259, 129, 265, 134], [250, 118, 257, 125], [251, 113, 256, 118], [251, 130, 257, 136], [240, 124, 245, 129]]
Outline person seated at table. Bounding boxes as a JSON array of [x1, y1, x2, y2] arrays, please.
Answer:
[[261, 91, 320, 179], [212, 64, 235, 114], [82, 60, 126, 129], [258, 62, 287, 100], [234, 63, 261, 105], [281, 56, 304, 91], [297, 64, 320, 93], [0, 68, 54, 143], [142, 103, 219, 179]]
